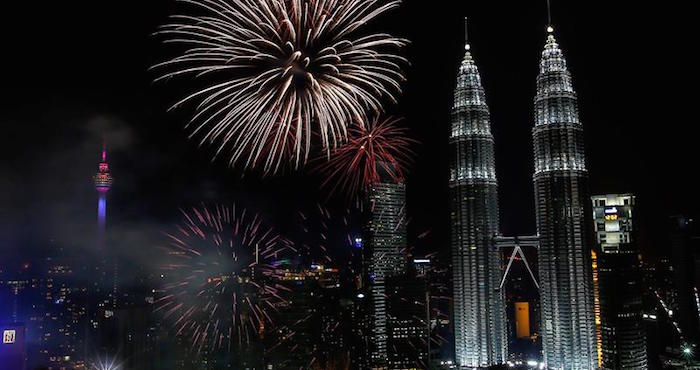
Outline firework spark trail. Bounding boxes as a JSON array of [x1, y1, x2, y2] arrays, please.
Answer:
[[154, 0, 408, 174], [318, 116, 416, 200], [157, 203, 293, 355], [296, 203, 358, 265]]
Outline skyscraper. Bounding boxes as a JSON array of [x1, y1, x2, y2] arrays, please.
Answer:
[[364, 174, 407, 369], [449, 19, 507, 368], [668, 216, 700, 343], [591, 194, 647, 369], [533, 25, 598, 369], [386, 260, 430, 369]]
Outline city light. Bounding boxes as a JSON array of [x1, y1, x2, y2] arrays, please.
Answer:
[[90, 356, 122, 370], [0, 3, 685, 370]]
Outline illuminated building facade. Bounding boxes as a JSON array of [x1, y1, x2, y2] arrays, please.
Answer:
[[591, 194, 647, 369], [449, 24, 507, 367], [364, 176, 407, 369], [533, 27, 598, 369]]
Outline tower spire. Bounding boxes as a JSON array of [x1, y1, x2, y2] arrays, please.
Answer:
[[464, 17, 471, 51], [102, 138, 107, 162], [546, 0, 554, 33], [464, 17, 470, 48]]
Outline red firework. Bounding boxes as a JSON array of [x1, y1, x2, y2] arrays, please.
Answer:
[[319, 117, 416, 198], [155, 204, 295, 357]]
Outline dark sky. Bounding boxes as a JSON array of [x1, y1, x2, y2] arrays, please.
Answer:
[[0, 1, 696, 266]]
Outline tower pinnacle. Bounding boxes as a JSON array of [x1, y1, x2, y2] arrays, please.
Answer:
[[464, 17, 470, 50]]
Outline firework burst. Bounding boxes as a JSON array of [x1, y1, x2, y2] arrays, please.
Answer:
[[156, 204, 294, 356], [154, 0, 408, 174], [318, 116, 416, 199]]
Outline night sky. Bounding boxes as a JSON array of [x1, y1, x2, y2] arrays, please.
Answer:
[[0, 1, 695, 267]]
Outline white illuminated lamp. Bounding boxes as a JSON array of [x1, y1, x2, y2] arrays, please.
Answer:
[[465, 43, 471, 51], [547, 25, 554, 33]]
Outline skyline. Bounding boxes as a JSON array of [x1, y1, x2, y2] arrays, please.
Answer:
[[0, 2, 698, 368]]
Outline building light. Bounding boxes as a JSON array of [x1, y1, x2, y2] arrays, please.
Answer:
[[3, 329, 16, 344]]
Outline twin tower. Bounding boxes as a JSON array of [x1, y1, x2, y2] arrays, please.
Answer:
[[449, 22, 598, 369]]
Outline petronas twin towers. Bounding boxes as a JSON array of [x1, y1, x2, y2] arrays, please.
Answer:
[[449, 22, 598, 369]]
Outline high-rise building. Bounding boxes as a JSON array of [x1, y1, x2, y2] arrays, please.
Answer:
[[532, 26, 598, 369], [364, 175, 408, 369], [668, 216, 700, 343], [591, 194, 647, 369], [386, 260, 430, 369], [449, 19, 507, 368]]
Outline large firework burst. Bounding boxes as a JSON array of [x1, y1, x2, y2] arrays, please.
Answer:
[[154, 0, 408, 174], [318, 116, 415, 198], [156, 204, 294, 356]]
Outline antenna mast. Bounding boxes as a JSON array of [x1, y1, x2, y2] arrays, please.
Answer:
[[464, 16, 471, 50], [546, 0, 554, 33]]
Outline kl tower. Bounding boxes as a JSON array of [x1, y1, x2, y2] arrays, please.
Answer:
[[93, 142, 113, 250]]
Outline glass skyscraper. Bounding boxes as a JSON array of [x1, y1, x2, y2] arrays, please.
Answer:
[[591, 194, 647, 369], [449, 37, 507, 367], [364, 178, 407, 368], [533, 28, 598, 369]]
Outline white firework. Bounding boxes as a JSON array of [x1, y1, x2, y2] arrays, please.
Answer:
[[154, 0, 408, 174]]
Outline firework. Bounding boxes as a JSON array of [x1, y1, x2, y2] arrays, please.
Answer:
[[264, 203, 358, 366], [318, 116, 415, 199], [154, 0, 408, 174], [156, 204, 294, 356], [297, 203, 358, 263]]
